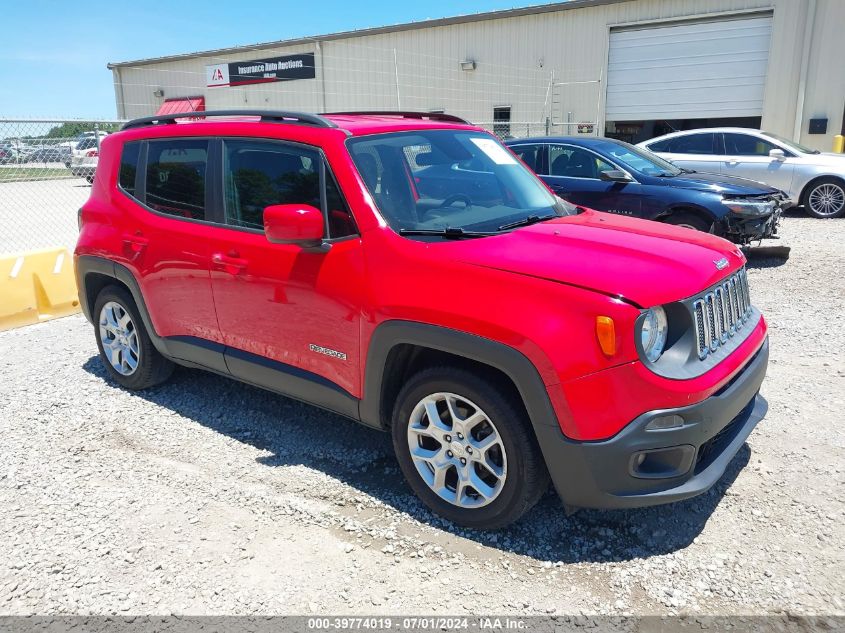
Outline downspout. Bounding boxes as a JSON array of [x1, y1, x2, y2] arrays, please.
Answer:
[[793, 0, 817, 142], [316, 40, 327, 112]]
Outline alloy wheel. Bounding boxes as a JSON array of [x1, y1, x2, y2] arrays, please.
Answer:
[[808, 183, 845, 217], [406, 392, 507, 508], [98, 301, 140, 376]]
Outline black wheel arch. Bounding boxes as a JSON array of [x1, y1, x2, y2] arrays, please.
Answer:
[[658, 203, 722, 224], [76, 255, 167, 356], [360, 320, 561, 433]]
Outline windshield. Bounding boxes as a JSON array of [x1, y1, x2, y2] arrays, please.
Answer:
[[600, 142, 683, 177], [347, 130, 575, 237], [762, 131, 820, 154]]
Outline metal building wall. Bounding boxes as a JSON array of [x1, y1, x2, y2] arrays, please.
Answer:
[[111, 0, 845, 150]]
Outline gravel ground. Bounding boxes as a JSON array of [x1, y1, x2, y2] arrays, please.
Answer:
[[0, 209, 843, 618]]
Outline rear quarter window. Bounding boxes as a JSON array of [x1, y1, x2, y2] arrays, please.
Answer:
[[118, 142, 141, 196]]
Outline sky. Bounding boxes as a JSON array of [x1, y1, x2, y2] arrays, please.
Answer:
[[0, 0, 557, 120]]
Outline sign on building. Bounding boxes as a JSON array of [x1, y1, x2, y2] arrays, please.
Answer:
[[206, 52, 316, 88]]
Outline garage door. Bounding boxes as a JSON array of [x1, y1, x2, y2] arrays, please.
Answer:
[[605, 15, 773, 121]]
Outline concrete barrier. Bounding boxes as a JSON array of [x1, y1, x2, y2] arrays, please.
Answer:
[[0, 248, 80, 331]]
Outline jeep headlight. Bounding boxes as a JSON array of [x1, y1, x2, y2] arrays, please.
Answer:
[[722, 197, 776, 217], [639, 307, 668, 362]]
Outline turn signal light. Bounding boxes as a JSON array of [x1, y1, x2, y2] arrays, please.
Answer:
[[596, 316, 616, 356]]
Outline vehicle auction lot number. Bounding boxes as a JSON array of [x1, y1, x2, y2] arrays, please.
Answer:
[[307, 617, 527, 631]]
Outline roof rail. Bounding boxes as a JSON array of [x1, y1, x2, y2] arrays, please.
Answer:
[[321, 111, 470, 124], [121, 110, 338, 131]]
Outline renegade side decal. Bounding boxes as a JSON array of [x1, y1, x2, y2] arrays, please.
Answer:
[[309, 344, 347, 361]]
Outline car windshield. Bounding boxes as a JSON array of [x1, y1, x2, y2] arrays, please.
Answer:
[[762, 131, 820, 154], [600, 142, 683, 177], [347, 130, 576, 237]]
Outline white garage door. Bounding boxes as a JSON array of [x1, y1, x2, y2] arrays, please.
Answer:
[[605, 15, 773, 121]]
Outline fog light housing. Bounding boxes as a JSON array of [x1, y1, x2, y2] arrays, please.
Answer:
[[646, 414, 684, 430], [629, 445, 695, 479]]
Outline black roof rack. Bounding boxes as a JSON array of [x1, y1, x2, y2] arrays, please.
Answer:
[[121, 109, 338, 131], [321, 111, 470, 124]]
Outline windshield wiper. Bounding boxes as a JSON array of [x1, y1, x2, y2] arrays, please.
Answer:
[[497, 214, 558, 231], [398, 227, 498, 239]]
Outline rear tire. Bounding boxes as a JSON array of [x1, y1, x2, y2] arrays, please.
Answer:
[[664, 211, 712, 232], [93, 286, 174, 390], [391, 366, 548, 529], [802, 177, 845, 218]]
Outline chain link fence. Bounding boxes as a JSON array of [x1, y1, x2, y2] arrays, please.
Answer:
[[0, 119, 124, 254], [0, 116, 597, 258]]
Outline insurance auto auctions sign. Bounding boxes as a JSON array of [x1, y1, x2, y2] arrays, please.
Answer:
[[206, 52, 316, 88]]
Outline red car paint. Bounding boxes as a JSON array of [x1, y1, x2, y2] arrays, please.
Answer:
[[76, 114, 767, 445]]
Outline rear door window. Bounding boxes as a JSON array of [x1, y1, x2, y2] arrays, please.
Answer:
[[646, 138, 671, 152], [668, 133, 716, 155], [145, 140, 208, 220]]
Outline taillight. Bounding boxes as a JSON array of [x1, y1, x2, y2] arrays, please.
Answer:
[[86, 149, 99, 158]]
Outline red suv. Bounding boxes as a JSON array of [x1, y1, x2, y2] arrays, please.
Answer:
[[75, 110, 769, 528]]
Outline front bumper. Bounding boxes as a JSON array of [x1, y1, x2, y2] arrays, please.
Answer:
[[536, 337, 768, 509], [723, 209, 781, 243]]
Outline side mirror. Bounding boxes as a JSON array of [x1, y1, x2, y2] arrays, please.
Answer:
[[599, 169, 632, 183], [264, 204, 324, 247], [769, 148, 786, 161]]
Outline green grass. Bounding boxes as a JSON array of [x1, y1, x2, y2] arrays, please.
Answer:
[[0, 166, 74, 183]]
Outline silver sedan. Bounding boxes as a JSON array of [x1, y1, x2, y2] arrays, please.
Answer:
[[638, 128, 845, 218]]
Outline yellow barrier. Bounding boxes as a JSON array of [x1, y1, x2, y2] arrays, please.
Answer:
[[0, 248, 80, 331], [834, 135, 845, 154]]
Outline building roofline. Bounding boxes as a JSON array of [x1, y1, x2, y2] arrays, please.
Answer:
[[107, 0, 627, 69]]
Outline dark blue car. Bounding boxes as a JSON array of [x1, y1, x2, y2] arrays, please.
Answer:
[[505, 136, 787, 244]]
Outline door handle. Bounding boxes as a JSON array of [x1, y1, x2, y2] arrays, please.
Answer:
[[211, 252, 248, 274], [122, 233, 148, 254], [726, 159, 739, 166]]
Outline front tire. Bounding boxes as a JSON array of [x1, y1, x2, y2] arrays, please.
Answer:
[[93, 286, 174, 390], [803, 177, 845, 218], [664, 211, 712, 232], [391, 367, 548, 529]]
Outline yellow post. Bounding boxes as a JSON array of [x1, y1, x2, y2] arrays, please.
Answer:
[[834, 135, 845, 154]]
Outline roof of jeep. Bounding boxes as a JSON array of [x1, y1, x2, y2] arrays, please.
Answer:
[[120, 111, 479, 137], [324, 114, 476, 136]]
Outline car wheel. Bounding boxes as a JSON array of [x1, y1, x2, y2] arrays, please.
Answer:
[[93, 286, 174, 390], [664, 212, 712, 232], [391, 366, 548, 529], [803, 178, 845, 218]]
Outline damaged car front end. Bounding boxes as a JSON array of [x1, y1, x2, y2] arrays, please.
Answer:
[[720, 191, 790, 244]]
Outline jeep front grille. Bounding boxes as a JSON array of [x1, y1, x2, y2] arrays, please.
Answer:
[[692, 268, 752, 360]]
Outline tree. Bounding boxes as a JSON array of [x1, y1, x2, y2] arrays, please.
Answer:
[[43, 121, 121, 140]]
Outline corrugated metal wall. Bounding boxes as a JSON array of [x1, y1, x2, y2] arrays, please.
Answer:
[[112, 0, 845, 150]]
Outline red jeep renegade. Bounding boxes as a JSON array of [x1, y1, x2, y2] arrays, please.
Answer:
[[75, 111, 769, 528]]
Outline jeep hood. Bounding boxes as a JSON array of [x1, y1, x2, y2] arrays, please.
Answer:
[[451, 210, 745, 307]]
